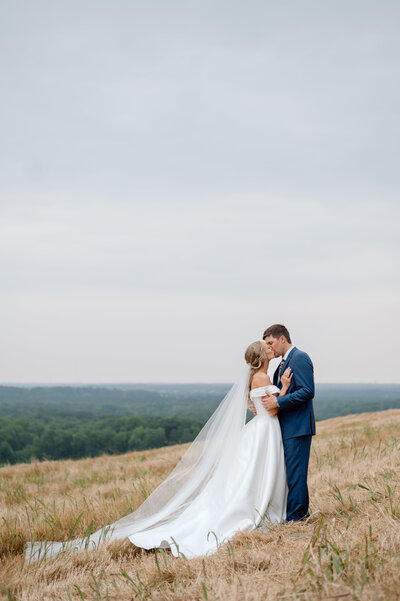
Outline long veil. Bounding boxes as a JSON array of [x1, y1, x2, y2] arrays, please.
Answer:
[[25, 366, 251, 562]]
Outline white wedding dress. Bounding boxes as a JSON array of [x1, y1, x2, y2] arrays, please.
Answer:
[[130, 387, 287, 557], [26, 379, 287, 562]]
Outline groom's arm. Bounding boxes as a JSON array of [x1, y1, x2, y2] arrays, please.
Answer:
[[277, 352, 314, 412]]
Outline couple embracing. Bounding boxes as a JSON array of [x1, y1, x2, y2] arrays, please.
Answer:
[[26, 323, 315, 563], [249, 323, 315, 524]]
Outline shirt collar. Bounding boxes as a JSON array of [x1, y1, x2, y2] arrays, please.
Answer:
[[283, 346, 295, 361]]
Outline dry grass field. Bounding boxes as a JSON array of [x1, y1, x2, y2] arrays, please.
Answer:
[[0, 409, 399, 601]]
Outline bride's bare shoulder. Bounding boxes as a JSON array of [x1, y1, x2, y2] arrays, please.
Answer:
[[251, 372, 272, 388]]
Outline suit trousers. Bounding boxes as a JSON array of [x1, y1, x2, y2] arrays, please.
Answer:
[[282, 435, 312, 521]]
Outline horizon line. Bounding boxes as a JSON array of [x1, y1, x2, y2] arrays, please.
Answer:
[[1, 381, 400, 386]]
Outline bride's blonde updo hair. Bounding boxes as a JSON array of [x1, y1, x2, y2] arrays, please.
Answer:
[[244, 341, 268, 406]]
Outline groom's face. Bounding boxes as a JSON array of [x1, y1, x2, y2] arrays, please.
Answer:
[[264, 335, 284, 358]]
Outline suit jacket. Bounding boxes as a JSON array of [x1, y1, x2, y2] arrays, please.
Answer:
[[274, 347, 316, 440]]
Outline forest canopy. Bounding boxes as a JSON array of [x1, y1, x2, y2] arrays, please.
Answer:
[[0, 414, 201, 464], [1, 383, 399, 466]]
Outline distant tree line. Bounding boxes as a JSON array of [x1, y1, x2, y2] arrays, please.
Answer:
[[1, 384, 400, 423], [1, 383, 399, 466], [0, 385, 223, 421], [0, 415, 202, 465]]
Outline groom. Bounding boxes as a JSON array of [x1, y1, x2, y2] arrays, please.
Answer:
[[262, 324, 315, 522]]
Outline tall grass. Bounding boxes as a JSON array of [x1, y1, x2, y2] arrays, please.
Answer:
[[0, 409, 399, 600]]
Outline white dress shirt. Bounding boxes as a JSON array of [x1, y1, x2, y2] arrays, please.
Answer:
[[283, 345, 294, 362]]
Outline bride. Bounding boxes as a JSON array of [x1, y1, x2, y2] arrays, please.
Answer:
[[26, 341, 292, 562]]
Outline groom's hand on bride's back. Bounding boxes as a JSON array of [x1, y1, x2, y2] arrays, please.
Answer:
[[262, 393, 279, 416]]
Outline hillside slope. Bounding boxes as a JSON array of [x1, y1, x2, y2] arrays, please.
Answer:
[[1, 410, 399, 601]]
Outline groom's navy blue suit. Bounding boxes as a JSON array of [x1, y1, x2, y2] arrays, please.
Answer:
[[274, 347, 315, 521]]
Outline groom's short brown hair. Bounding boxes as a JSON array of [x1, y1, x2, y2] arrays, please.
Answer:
[[263, 324, 292, 344]]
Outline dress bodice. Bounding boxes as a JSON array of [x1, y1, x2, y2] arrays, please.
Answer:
[[250, 385, 280, 417]]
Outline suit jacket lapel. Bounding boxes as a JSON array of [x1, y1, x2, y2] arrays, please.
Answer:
[[282, 346, 296, 371], [277, 347, 297, 385]]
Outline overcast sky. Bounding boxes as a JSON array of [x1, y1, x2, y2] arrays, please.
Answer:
[[1, 1, 399, 383]]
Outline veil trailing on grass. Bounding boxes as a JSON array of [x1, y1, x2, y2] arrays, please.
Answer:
[[25, 366, 251, 562]]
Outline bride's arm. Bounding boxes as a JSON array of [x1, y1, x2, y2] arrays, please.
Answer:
[[262, 368, 293, 415]]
